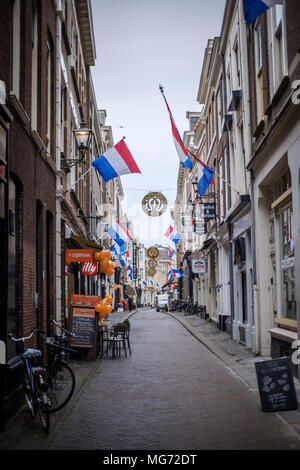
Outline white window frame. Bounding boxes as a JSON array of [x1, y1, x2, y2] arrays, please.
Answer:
[[267, 4, 288, 97]]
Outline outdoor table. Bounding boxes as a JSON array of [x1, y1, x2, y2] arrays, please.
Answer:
[[98, 320, 110, 358]]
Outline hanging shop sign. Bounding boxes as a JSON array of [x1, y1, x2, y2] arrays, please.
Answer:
[[192, 259, 206, 274], [281, 256, 295, 269], [148, 259, 158, 268], [148, 268, 156, 276], [142, 192, 168, 217], [181, 213, 194, 233], [66, 249, 93, 263], [132, 242, 137, 279], [194, 219, 207, 235], [147, 246, 159, 259], [71, 294, 101, 305], [81, 261, 98, 276], [200, 203, 216, 222]]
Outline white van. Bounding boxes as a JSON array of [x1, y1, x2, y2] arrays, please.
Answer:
[[156, 293, 169, 312]]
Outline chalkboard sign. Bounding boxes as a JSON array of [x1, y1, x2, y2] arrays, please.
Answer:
[[70, 305, 98, 360], [255, 357, 298, 412]]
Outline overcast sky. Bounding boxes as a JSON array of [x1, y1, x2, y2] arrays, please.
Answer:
[[90, 0, 225, 247]]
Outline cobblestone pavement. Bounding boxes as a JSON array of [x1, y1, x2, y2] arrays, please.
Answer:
[[2, 308, 300, 450]]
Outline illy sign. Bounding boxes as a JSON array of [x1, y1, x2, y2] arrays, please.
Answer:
[[81, 261, 98, 276]]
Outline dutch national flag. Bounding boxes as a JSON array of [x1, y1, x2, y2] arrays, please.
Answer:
[[127, 265, 133, 280], [108, 220, 133, 247], [161, 90, 193, 170], [92, 138, 141, 182], [243, 0, 282, 24], [164, 226, 181, 245], [168, 247, 175, 259], [169, 268, 184, 278], [198, 160, 215, 197]]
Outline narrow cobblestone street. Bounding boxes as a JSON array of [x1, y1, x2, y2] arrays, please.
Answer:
[[10, 308, 296, 451]]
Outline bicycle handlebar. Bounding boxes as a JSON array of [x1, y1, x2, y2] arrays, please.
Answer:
[[48, 319, 75, 337], [8, 328, 44, 342]]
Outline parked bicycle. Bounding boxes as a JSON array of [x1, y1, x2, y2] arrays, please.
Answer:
[[42, 319, 76, 413], [183, 299, 194, 316], [8, 329, 50, 433]]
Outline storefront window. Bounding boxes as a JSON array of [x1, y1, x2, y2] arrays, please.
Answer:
[[280, 206, 295, 319]]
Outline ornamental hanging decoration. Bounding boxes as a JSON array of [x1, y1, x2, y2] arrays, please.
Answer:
[[147, 246, 159, 259], [148, 268, 156, 276], [142, 192, 168, 217], [148, 259, 158, 268]]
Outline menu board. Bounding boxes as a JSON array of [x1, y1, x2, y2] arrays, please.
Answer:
[[255, 357, 298, 412], [70, 305, 98, 360]]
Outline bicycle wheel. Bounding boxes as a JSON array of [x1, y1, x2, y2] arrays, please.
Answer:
[[47, 362, 75, 413], [35, 378, 50, 433], [23, 376, 36, 417]]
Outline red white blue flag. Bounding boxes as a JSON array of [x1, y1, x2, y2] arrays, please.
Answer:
[[160, 89, 192, 170], [92, 138, 141, 182], [164, 226, 181, 244]]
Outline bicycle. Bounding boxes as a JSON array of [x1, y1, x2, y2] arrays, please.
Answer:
[[43, 319, 76, 413], [183, 299, 194, 316], [8, 330, 50, 433]]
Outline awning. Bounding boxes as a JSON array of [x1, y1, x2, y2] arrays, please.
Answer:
[[124, 284, 137, 296], [69, 234, 102, 252]]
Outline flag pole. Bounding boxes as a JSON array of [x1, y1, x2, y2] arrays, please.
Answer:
[[189, 150, 240, 196], [64, 166, 93, 194]]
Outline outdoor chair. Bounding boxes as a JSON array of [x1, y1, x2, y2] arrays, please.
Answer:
[[123, 319, 131, 355], [103, 323, 128, 358]]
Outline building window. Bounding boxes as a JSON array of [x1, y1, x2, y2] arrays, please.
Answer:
[[12, 0, 21, 98], [46, 41, 52, 152], [216, 87, 222, 140], [31, 0, 39, 131], [268, 5, 287, 96], [255, 22, 264, 122], [7, 176, 22, 360], [233, 39, 241, 89], [280, 206, 295, 319]]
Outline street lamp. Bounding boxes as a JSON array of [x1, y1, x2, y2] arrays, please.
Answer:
[[62, 121, 93, 168]]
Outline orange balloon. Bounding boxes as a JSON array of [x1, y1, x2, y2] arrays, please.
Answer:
[[106, 269, 114, 277], [102, 250, 111, 260], [100, 260, 109, 272], [94, 252, 102, 261], [108, 260, 115, 270], [106, 295, 112, 304], [99, 310, 106, 320], [106, 305, 112, 314], [94, 302, 102, 313], [98, 250, 111, 261]]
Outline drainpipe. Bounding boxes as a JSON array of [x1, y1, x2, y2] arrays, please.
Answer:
[[55, 0, 63, 324]]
